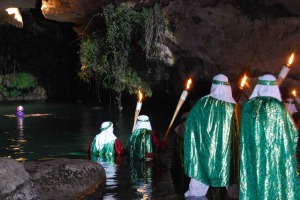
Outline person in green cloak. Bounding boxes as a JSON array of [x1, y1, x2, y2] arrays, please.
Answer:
[[239, 74, 300, 200], [184, 74, 239, 198], [127, 115, 160, 161], [90, 121, 124, 157]]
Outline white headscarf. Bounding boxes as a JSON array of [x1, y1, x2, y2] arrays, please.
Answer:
[[249, 74, 282, 102], [205, 74, 236, 103], [135, 115, 152, 131], [284, 98, 298, 114], [94, 121, 117, 150]]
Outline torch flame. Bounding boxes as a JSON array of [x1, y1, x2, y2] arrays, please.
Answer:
[[41, 3, 47, 11], [6, 8, 23, 24], [240, 75, 248, 88], [288, 53, 294, 66], [292, 90, 297, 97], [138, 90, 143, 102], [186, 78, 192, 90]]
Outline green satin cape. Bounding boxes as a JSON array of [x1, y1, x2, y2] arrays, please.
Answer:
[[184, 96, 239, 187], [91, 139, 115, 157], [127, 129, 153, 159], [240, 97, 300, 200]]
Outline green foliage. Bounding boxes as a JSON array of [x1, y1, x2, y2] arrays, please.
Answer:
[[79, 4, 165, 108], [0, 72, 37, 98]]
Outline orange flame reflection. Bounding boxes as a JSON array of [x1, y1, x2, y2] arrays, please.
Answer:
[[138, 90, 143, 102], [186, 78, 192, 90], [6, 8, 23, 24], [240, 75, 248, 88], [288, 53, 294, 66], [292, 90, 297, 97]]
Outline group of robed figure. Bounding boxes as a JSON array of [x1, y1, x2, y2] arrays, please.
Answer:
[[88, 72, 299, 200]]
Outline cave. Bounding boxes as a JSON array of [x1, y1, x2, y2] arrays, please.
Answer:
[[0, 1, 300, 199]]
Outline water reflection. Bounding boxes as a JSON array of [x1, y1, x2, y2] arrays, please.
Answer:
[[92, 155, 117, 192], [92, 154, 156, 199], [131, 160, 153, 199], [0, 102, 182, 199], [7, 117, 28, 162]]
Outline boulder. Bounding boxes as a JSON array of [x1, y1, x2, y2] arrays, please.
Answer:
[[0, 158, 37, 200], [0, 158, 106, 200], [24, 158, 106, 200]]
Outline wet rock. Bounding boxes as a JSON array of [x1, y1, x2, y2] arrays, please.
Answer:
[[0, 158, 106, 200], [24, 158, 106, 200], [0, 158, 37, 200]]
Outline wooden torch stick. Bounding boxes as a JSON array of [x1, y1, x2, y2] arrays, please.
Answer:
[[132, 90, 143, 132], [163, 89, 189, 141], [132, 108, 141, 132], [277, 53, 294, 86]]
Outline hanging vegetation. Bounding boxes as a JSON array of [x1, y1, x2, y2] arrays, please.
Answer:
[[79, 4, 167, 111], [0, 72, 37, 98]]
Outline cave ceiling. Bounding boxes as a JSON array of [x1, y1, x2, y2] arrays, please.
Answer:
[[1, 0, 300, 95]]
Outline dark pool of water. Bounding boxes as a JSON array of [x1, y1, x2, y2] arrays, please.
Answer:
[[1, 101, 299, 200], [0, 101, 186, 199]]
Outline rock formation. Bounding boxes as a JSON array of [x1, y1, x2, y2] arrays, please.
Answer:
[[0, 157, 106, 200], [1, 0, 300, 96]]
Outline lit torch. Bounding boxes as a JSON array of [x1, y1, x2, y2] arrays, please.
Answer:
[[292, 89, 300, 104], [6, 8, 23, 25], [277, 53, 294, 86], [132, 90, 143, 132], [163, 78, 192, 141], [234, 74, 248, 102]]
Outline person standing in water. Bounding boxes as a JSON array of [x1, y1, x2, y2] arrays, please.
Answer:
[[239, 74, 300, 199], [90, 121, 124, 157]]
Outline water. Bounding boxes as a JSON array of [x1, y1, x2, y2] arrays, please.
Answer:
[[1, 102, 299, 199], [0, 101, 185, 199]]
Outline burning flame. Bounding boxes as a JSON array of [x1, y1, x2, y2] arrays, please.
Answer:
[[240, 74, 248, 88], [41, 3, 47, 11], [288, 53, 294, 66], [186, 78, 192, 90], [138, 90, 143, 102], [6, 8, 23, 24], [292, 90, 297, 97]]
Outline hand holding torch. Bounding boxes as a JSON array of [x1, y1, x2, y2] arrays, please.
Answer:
[[277, 53, 294, 86]]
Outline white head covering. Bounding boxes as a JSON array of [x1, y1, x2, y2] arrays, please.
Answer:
[[205, 74, 236, 103], [249, 74, 282, 102], [94, 121, 117, 150], [17, 106, 24, 111], [135, 115, 152, 131], [284, 98, 298, 114]]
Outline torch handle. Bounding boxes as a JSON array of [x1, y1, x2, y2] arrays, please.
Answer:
[[295, 96, 300, 105], [163, 99, 185, 141], [277, 76, 284, 86], [277, 66, 290, 86], [234, 87, 243, 102], [132, 109, 140, 132]]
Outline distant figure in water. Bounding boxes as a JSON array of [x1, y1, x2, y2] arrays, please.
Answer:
[[127, 115, 160, 161], [16, 105, 25, 117], [89, 121, 124, 157]]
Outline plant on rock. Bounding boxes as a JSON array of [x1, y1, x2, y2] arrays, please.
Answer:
[[0, 72, 37, 98], [79, 4, 167, 111]]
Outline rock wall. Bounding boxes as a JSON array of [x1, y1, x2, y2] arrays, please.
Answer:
[[1, 0, 300, 96]]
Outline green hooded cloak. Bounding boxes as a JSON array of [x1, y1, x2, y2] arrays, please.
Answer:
[[127, 129, 154, 159], [184, 96, 239, 187], [240, 96, 299, 200]]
